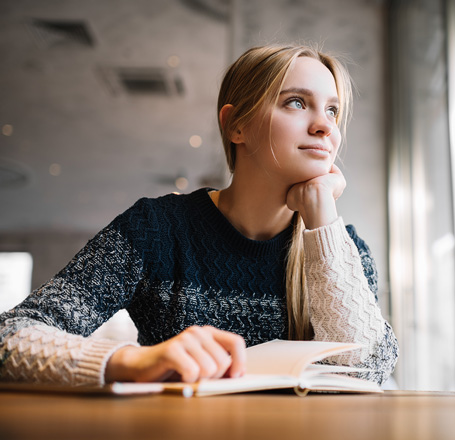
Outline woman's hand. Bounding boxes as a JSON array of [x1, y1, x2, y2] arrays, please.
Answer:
[[286, 164, 346, 230], [104, 325, 246, 384]]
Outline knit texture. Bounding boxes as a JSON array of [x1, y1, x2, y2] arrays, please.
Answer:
[[305, 218, 385, 363], [0, 188, 398, 386], [0, 324, 134, 386]]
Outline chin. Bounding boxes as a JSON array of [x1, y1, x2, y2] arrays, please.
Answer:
[[299, 166, 332, 182]]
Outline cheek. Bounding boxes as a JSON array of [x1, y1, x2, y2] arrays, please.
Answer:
[[331, 129, 342, 155], [270, 118, 298, 148]]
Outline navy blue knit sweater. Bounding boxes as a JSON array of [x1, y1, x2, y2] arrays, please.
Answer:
[[0, 188, 398, 384]]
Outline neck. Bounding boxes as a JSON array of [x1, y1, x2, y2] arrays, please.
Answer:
[[214, 176, 294, 241]]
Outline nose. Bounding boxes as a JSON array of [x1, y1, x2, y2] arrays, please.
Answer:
[[308, 112, 333, 137]]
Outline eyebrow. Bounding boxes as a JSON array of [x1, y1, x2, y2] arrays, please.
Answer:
[[280, 87, 339, 104]]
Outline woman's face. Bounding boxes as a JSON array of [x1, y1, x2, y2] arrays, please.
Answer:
[[241, 56, 342, 186]]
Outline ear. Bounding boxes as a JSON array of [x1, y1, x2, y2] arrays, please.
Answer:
[[219, 104, 244, 144]]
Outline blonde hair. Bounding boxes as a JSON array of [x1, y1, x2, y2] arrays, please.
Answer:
[[217, 44, 353, 340]]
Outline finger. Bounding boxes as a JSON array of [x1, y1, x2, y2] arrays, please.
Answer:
[[207, 327, 247, 378], [196, 330, 235, 378], [330, 163, 342, 174], [327, 164, 346, 199], [162, 340, 203, 383], [179, 328, 225, 378], [156, 327, 244, 382]]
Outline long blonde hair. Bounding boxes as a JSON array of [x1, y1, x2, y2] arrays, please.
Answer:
[[217, 44, 353, 340]]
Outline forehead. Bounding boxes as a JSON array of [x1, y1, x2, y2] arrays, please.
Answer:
[[282, 56, 338, 96]]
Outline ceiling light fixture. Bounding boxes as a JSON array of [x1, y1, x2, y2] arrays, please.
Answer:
[[175, 177, 189, 190], [49, 163, 62, 176], [189, 135, 202, 148], [167, 55, 181, 68], [2, 124, 13, 136]]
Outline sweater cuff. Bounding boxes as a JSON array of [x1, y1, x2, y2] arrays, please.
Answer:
[[75, 338, 139, 386], [303, 217, 351, 261]]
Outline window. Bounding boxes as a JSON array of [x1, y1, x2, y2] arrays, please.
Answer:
[[0, 252, 33, 313], [387, 0, 455, 390]]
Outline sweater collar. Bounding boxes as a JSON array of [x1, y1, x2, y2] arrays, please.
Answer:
[[189, 187, 294, 258]]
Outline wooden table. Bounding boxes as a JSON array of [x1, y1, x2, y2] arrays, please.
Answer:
[[0, 390, 454, 440]]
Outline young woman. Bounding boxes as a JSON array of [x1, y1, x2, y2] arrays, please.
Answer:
[[0, 44, 398, 386]]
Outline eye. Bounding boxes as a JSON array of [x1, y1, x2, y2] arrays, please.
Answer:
[[327, 106, 339, 118], [285, 97, 304, 110]]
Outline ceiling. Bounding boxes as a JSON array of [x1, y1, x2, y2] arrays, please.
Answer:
[[0, 0, 233, 231], [0, 0, 385, 234]]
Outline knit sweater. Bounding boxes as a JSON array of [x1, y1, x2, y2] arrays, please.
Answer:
[[0, 188, 398, 386]]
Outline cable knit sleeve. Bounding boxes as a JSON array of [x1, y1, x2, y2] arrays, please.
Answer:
[[304, 217, 398, 385], [0, 324, 135, 386], [0, 211, 145, 387]]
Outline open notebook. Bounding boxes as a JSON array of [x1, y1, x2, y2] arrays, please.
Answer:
[[156, 339, 381, 397], [0, 340, 381, 397]]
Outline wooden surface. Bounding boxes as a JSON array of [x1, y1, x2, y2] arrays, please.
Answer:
[[0, 390, 454, 440]]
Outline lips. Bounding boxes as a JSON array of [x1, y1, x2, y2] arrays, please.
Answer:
[[298, 144, 331, 153]]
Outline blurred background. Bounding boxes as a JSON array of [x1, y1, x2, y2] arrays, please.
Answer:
[[0, 0, 454, 391]]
